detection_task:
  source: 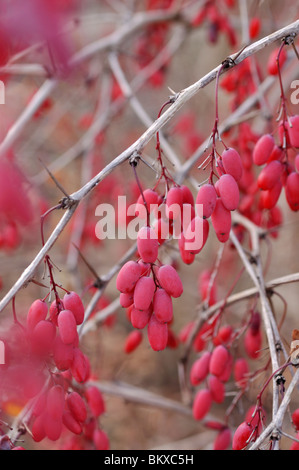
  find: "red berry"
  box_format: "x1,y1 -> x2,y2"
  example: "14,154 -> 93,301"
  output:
165,187 -> 183,220
234,358 -> 249,389
133,276 -> 156,310
53,335 -> 74,371
232,422 -> 253,450
116,261 -> 141,294
178,233 -> 196,265
120,292 -> 134,308
190,352 -> 211,386
157,265 -> 183,298
285,172 -> 299,211
44,413 -> 63,442
217,174 -> 240,211
137,226 -> 159,263
196,184 -> 217,219
63,291 -> 85,325
244,328 -> 262,359
130,305 -> 152,329
208,375 -> 225,403
181,185 -> 195,206
135,189 -> 159,218
32,415 -> 46,443
93,429 -> 110,450
253,134 -> 275,166
221,148 -> 243,181
249,17 -> 261,39
214,428 -> 231,450
62,411 -> 82,435
292,409 -> 299,431
290,432 -> 299,450
85,386 -> 105,418
58,310 -> 78,346
147,314 -> 168,351
71,348 -> 90,383
124,330 -> 143,353
257,161 -> 283,190
192,389 -> 212,421
211,199 -> 232,243
153,288 -> 173,323
209,345 -> 229,377
47,385 -> 65,422
267,47 -> 287,76
27,300 -> 48,331
49,299 -> 64,326
259,180 -> 282,210
67,391 -> 87,423
31,320 -> 56,354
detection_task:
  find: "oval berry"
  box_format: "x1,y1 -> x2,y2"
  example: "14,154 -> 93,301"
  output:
217,174 -> 240,211
116,261 -> 141,294
124,330 -> 143,353
157,264 -> 183,298
253,134 -> 275,166
62,411 -> 82,435
257,160 -> 283,190
135,189 -> 159,218
192,389 -> 212,421
71,348 -> 90,383
211,199 -> 232,243
208,375 -> 225,403
214,428 -> 231,451
209,345 -> 229,377
196,184 -> 217,219
53,335 -> 74,371
153,288 -> 173,323
165,187 -> 183,220
63,291 -> 85,325
285,172 -> 299,211
221,148 -> 243,181
93,429 -> 110,450
47,385 -> 65,422
232,422 -> 253,450
130,306 -> 152,329
67,391 -> 87,423
234,358 -> 249,389
133,276 -> 156,311
85,386 -> 105,418
147,314 -> 168,351
31,320 -> 56,354
58,310 -> 78,346
190,351 -> 211,386
137,226 -> 159,264
27,300 -> 48,331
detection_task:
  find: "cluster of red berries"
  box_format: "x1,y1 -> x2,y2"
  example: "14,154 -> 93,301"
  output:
189,324 -> 264,450
0,291 -> 109,449
134,0 -> 175,88
253,118 -> 299,213
196,146 -> 242,244
117,235 -> 183,351
192,0 -> 237,47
